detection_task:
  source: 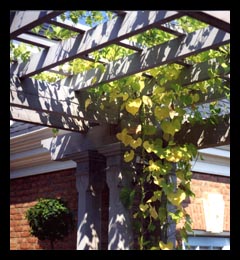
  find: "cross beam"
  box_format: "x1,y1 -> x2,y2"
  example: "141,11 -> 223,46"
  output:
186,11 -> 230,33
10,11 -> 63,39
60,26 -> 229,90
14,11 -> 182,78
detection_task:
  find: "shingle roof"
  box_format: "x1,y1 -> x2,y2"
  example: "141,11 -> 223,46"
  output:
10,121 -> 45,138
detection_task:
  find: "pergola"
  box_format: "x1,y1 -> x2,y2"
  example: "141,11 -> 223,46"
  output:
10,10 -> 230,250
10,10 -> 230,148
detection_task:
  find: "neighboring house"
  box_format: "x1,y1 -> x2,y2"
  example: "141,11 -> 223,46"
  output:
10,121 -> 230,250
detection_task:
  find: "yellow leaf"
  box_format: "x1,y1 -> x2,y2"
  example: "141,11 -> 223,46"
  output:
159,241 -> 173,250
125,98 -> 142,116
122,92 -> 129,101
142,95 -> 153,107
85,98 -> 92,110
148,160 -> 161,171
109,89 -> 118,102
154,106 -> 169,121
116,128 -> 132,146
167,189 -> 186,206
191,93 -> 200,103
139,203 -> 149,212
124,150 -> 135,162
143,141 -> 154,153
153,176 -> 163,187
130,137 -> 142,149
150,246 -> 159,250
139,80 -> 145,92
149,206 -> 158,220
165,148 -> 183,162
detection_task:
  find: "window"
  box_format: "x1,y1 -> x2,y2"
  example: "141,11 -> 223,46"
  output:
183,236 -> 230,250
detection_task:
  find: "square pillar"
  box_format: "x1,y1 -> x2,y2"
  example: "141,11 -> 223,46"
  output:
75,150 -> 107,250
99,143 -> 133,250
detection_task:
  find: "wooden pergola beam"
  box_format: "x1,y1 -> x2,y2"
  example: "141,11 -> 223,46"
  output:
168,58 -> 229,87
50,16 -> 90,33
15,33 -> 58,48
155,22 -> 186,37
14,11 -> 182,78
10,11 -> 63,39
10,76 -> 83,119
60,26 -> 229,90
186,11 -> 230,33
10,106 -> 88,132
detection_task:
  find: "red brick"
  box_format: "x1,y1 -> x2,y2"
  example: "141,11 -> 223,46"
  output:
183,172 -> 230,232
20,243 -> 31,250
10,169 -> 77,250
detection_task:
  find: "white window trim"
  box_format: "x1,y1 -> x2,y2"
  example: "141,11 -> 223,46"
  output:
183,231 -> 230,250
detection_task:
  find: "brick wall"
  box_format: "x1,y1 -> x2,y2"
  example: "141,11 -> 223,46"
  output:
183,172 -> 230,231
10,169 -> 78,250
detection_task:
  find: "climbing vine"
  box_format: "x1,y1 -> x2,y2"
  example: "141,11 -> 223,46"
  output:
10,11 -> 230,250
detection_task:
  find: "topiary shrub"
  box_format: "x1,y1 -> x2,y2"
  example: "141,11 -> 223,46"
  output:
25,198 -> 74,249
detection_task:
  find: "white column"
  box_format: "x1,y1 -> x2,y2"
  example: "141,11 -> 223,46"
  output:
99,143 -> 133,250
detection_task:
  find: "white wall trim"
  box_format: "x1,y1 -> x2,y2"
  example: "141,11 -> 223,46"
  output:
191,161 -> 230,176
10,160 -> 76,179
10,126 -> 230,179
191,146 -> 230,177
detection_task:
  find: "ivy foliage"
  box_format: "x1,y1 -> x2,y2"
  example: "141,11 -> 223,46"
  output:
11,11 -> 230,250
25,198 -> 74,249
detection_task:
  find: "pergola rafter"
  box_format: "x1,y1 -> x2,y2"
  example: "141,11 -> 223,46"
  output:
59,26 -> 229,90
12,11 -> 183,78
10,11 -> 64,39
10,10 -> 230,149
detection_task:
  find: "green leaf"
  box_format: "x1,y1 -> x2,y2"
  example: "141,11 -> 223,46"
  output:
139,204 -> 149,212
143,125 -> 157,135
149,206 -> 158,220
161,118 -> 181,136
154,106 -> 169,121
158,207 -> 167,222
